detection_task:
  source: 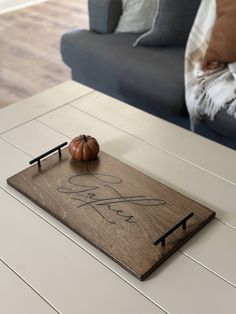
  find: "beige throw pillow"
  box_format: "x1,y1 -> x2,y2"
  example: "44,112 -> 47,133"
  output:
203,0 -> 236,68
115,0 -> 158,33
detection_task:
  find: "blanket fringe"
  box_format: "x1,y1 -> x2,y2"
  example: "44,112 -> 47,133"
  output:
185,0 -> 236,130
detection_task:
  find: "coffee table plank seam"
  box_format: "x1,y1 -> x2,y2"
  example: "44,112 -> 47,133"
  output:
0,91 -> 95,136
1,185 -> 235,290
0,135 -> 33,158
69,104 -> 236,187
36,108 -> 236,230
0,125 -> 235,312
0,259 -> 59,314
2,114 -> 235,232
1,117 -> 236,286
70,91 -> 236,184
0,187 -> 168,314
0,257 -> 61,314
180,251 -> 236,288
2,186 -> 234,314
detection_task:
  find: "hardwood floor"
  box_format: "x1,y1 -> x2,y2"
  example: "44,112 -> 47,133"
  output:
0,0 -> 48,14
0,0 -> 88,108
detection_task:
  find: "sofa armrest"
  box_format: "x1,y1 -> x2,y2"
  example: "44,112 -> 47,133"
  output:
88,0 -> 122,34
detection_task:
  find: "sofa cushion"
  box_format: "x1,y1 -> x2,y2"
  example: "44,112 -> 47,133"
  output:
202,111 -> 236,140
61,29 -> 187,117
89,0 -> 122,34
134,0 -> 201,47
115,0 -> 158,33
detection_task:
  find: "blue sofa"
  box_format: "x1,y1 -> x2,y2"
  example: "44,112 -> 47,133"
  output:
61,0 -> 236,149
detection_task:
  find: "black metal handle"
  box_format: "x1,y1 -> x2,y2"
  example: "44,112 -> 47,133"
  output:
29,142 -> 68,167
153,212 -> 194,247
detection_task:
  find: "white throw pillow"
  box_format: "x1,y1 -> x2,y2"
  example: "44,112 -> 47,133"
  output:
115,0 -> 159,33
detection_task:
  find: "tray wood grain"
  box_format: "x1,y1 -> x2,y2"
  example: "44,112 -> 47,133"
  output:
7,149 -> 215,280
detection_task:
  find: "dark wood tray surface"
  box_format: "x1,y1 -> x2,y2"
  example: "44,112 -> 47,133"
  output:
7,149 -> 215,280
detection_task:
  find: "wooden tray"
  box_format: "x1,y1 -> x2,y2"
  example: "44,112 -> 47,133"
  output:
7,148 -> 215,280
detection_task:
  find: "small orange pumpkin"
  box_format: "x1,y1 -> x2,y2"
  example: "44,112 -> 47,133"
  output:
68,135 -> 99,161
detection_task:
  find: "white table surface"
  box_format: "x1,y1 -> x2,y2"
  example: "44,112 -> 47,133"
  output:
0,81 -> 235,314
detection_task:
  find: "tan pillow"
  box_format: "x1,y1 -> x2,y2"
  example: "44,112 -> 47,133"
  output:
203,0 -> 236,68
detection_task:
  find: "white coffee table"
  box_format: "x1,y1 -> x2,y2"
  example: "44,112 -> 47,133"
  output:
0,81 -> 235,314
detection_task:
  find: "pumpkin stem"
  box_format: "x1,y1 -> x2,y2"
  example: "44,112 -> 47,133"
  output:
82,135 -> 87,142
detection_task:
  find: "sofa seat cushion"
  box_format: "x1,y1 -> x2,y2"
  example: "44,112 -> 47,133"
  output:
61,30 -> 187,117
203,111 -> 236,140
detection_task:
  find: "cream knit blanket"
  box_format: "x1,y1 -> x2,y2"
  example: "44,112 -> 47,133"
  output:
185,0 -> 236,131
